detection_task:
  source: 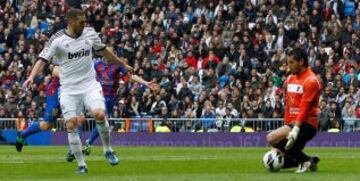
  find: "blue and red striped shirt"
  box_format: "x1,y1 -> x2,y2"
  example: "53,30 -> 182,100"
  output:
45,77 -> 60,96
94,59 -> 128,97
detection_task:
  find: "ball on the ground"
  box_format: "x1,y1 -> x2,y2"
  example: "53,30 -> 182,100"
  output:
262,149 -> 284,172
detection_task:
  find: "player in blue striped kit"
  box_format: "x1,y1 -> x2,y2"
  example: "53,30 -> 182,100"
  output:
15,67 -> 74,151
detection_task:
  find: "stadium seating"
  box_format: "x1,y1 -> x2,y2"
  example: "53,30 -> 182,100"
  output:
0,0 -> 359,133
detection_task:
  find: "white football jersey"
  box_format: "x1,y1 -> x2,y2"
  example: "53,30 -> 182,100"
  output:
39,27 -> 105,93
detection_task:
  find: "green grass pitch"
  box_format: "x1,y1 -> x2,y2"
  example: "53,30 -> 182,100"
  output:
0,146 -> 359,181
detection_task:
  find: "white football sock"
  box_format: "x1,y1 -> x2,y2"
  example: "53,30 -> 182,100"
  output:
68,129 -> 86,167
96,120 -> 111,153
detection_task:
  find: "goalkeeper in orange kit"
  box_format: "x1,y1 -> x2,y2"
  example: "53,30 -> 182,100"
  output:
266,48 -> 322,173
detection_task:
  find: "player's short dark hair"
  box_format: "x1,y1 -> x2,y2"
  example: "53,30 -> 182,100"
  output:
66,8 -> 85,22
287,48 -> 309,67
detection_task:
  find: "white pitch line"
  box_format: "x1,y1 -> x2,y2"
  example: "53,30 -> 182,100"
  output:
0,155 -> 222,163
0,161 -> 24,164
2,154 -> 360,164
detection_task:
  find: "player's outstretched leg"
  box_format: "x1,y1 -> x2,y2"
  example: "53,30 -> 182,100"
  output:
67,117 -> 87,173
296,156 -> 320,173
94,109 -> 118,165
83,125 -> 116,155
68,128 -> 88,173
97,120 -> 119,165
15,122 -> 42,152
67,117 -> 91,161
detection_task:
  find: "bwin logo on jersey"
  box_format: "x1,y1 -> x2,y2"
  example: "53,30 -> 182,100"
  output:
68,49 -> 90,59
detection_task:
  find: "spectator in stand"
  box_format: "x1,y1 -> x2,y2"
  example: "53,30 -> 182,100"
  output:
202,50 -> 220,69
355,101 -> 360,118
319,100 -> 332,131
201,102 -> 216,130
3,93 -> 17,118
329,100 -> 342,128
0,0 -> 359,132
188,74 -> 203,100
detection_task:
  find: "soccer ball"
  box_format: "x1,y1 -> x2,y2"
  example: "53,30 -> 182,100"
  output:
262,149 -> 284,172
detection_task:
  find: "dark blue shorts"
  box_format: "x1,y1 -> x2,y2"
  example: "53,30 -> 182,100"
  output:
43,92 -> 61,122
105,96 -> 116,116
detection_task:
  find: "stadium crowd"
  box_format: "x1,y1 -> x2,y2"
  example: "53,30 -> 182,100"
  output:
0,0 -> 359,132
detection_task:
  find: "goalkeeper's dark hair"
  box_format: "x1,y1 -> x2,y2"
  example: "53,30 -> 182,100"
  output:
287,48 -> 309,67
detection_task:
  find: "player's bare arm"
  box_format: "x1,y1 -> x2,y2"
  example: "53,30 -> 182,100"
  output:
23,59 -> 47,88
130,74 -> 160,91
96,47 -> 159,90
96,47 -> 133,72
52,66 -> 60,78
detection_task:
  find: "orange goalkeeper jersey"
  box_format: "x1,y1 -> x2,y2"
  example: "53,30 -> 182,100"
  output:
284,68 -> 322,129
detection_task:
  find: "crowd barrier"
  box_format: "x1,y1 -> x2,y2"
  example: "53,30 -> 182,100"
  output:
1,117 -> 359,133
1,118 -> 359,147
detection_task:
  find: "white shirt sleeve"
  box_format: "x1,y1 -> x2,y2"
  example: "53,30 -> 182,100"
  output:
88,28 -> 106,51
38,40 -> 57,61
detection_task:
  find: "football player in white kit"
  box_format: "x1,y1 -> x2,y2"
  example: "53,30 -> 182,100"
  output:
23,9 -> 158,174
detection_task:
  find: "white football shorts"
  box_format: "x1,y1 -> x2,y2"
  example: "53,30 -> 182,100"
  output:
60,81 -> 105,121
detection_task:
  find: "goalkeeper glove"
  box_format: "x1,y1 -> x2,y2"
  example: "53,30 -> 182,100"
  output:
285,125 -> 300,150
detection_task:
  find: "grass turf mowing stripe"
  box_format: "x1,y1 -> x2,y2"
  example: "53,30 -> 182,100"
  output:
0,146 -> 360,181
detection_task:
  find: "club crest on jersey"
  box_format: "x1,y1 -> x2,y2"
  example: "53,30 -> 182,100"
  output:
68,49 -> 90,59
287,84 -> 303,94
